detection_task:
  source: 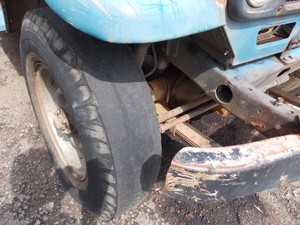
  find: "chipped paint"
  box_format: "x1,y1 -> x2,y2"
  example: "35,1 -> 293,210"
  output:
216,0 -> 226,6
280,174 -> 288,184
165,134 -> 300,203
45,0 -> 226,43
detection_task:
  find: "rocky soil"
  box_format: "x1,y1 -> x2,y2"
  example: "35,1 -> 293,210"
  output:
0,31 -> 300,225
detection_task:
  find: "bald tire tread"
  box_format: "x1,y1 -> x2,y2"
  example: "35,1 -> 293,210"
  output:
20,8 -> 161,221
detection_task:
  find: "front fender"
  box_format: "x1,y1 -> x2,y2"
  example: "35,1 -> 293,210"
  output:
45,0 -> 226,43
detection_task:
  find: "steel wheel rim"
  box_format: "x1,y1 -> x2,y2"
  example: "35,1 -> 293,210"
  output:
29,56 -> 87,182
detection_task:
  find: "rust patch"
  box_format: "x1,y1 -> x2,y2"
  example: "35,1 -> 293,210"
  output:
165,134 -> 300,203
216,0 -> 226,6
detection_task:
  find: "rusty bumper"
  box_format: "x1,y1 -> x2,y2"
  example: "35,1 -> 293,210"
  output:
164,134 -> 300,203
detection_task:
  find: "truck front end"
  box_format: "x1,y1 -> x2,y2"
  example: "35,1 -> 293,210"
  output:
3,0 -> 300,219
41,0 -> 300,207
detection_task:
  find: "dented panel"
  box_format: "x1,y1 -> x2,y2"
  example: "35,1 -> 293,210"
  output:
165,134 -> 300,203
45,0 -> 226,43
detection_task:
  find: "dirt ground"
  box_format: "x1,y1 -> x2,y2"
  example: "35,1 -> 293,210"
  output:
0,31 -> 300,225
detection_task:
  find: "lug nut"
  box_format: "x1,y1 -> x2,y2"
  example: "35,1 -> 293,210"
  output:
55,108 -> 61,115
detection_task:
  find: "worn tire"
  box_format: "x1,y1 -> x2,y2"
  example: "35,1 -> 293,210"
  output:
20,8 -> 161,220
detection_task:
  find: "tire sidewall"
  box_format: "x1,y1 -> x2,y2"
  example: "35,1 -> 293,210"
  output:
20,8 -> 162,220
21,29 -> 117,218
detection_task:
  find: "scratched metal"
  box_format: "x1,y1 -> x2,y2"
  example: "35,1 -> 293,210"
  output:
45,0 -> 226,43
164,134 -> 300,203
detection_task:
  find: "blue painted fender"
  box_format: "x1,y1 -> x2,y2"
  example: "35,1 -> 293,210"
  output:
45,0 -> 226,43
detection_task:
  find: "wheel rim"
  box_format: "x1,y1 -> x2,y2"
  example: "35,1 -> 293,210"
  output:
29,57 -> 87,182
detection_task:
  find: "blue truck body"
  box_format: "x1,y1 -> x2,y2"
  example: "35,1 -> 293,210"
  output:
3,0 -> 300,214
45,0 -> 226,44
43,0 -> 300,66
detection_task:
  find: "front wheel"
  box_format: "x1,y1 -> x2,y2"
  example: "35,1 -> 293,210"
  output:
20,8 -> 161,220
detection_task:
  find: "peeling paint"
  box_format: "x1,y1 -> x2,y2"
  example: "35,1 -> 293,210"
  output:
165,134 -> 300,203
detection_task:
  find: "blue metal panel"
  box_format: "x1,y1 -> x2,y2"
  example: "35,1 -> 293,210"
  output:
45,0 -> 226,43
0,2 -> 7,32
225,15 -> 300,66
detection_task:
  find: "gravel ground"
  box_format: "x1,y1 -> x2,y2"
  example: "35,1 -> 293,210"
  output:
1,31 -> 300,225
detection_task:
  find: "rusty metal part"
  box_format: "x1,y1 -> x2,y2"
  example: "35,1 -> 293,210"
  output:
158,96 -> 211,123
269,86 -> 300,108
169,73 -> 206,108
167,37 -> 300,137
164,134 -> 300,203
53,107 -> 72,135
149,76 -> 170,103
213,107 -> 231,117
159,101 -> 218,133
149,68 -> 205,107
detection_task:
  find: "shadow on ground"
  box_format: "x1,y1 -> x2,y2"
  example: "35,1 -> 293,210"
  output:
0,31 -> 22,76
156,113 -> 272,225
0,148 -> 100,225
155,192 -> 270,225
0,31 -> 274,225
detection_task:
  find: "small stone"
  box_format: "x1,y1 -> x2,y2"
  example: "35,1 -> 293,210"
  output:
43,216 -> 49,221
0,197 -> 5,204
49,202 -> 54,209
16,202 -> 21,207
39,194 -> 45,198
187,212 -> 194,219
170,207 -> 175,213
18,194 -> 26,202
34,219 -> 41,225
292,188 -> 300,196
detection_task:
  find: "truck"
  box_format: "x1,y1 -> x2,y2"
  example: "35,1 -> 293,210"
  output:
1,0 -> 300,221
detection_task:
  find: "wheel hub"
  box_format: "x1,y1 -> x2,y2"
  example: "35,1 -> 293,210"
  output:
54,108 -> 72,135
29,59 -> 87,182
